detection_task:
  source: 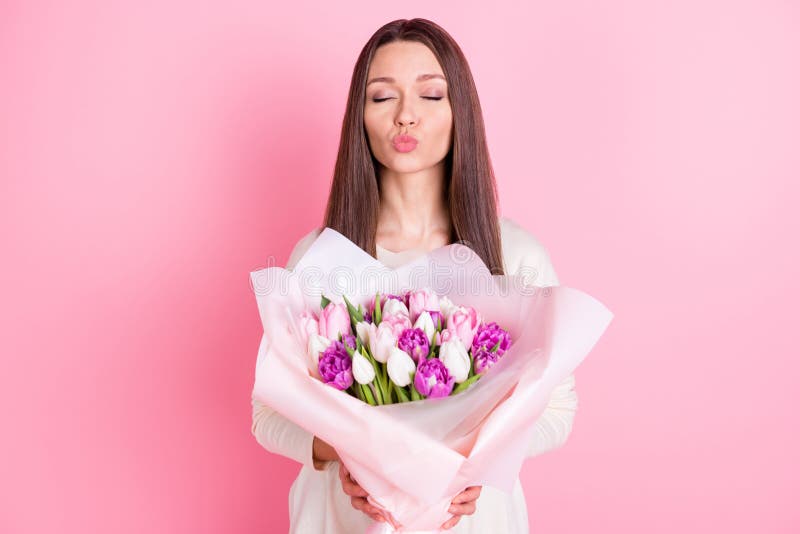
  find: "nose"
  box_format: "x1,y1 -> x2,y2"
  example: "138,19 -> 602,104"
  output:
395,96 -> 418,128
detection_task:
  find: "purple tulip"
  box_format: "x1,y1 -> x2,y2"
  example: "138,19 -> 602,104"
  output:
472,322 -> 511,356
397,327 -> 430,364
341,333 -> 357,351
318,340 -> 353,390
471,322 -> 511,375
427,310 -> 445,331
473,349 -> 500,375
414,358 -> 455,398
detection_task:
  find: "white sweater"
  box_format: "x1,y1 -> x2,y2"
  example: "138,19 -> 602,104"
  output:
250,216 -> 578,533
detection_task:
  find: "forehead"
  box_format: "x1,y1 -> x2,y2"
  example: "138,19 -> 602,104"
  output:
367,41 -> 445,80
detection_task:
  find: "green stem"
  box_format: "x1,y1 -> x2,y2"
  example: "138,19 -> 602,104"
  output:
393,383 -> 410,403
361,383 -> 377,405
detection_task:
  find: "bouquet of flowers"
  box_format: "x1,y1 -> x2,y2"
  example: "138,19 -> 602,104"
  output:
251,228 -> 613,533
303,287 -> 512,405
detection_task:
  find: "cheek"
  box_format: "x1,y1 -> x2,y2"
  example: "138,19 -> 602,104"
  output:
363,110 -> 388,140
430,110 -> 454,146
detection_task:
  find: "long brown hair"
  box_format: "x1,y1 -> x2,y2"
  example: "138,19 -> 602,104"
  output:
322,18 -> 505,275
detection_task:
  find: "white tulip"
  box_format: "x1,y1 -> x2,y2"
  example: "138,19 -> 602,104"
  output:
387,346 -> 417,387
355,321 -> 373,346
439,338 -> 471,383
352,351 -> 376,385
414,311 -> 435,345
307,334 -> 332,369
439,297 -> 458,321
382,298 -> 410,318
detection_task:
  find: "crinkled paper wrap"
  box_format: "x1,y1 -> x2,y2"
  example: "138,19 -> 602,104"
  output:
250,228 -> 613,533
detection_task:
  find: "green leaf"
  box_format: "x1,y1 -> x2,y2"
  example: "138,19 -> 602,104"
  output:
374,293 -> 382,325
410,375 -> 423,401
320,294 -> 331,309
452,374 -> 481,395
342,294 -> 364,323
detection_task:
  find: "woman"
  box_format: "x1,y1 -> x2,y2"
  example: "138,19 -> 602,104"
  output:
251,18 -> 578,533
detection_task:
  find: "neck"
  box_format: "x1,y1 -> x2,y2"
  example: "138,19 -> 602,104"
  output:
376,162 -> 451,242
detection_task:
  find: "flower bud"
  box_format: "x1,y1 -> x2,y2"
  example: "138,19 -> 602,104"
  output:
369,322 -> 398,363
413,311 -> 435,345
307,334 -> 332,369
382,298 -> 410,318
352,351 -> 376,385
438,338 -> 471,383
387,346 -> 416,387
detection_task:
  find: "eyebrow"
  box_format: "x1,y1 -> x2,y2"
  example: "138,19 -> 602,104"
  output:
366,73 -> 447,86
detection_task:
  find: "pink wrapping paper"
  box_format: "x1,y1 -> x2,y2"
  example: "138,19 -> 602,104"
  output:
250,228 -> 613,533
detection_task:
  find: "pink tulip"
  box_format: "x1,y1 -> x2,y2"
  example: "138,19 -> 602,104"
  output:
297,310 -> 319,348
408,287 -> 441,324
447,306 -> 482,349
433,327 -> 457,346
380,313 -> 412,338
369,321 -> 399,363
319,301 -> 352,341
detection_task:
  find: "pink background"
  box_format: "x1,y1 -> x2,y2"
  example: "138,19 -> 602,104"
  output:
2,1 -> 798,533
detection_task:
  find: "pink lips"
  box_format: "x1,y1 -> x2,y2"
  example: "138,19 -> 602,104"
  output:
392,134 -> 418,153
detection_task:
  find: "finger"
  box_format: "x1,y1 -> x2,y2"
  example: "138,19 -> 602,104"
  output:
339,471 -> 368,497
448,502 -> 477,516
344,480 -> 369,498
339,466 -> 368,497
351,496 -> 383,517
441,515 -> 461,530
452,486 -> 482,504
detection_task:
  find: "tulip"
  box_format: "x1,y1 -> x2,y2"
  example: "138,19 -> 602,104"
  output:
297,310 -> 319,348
434,327 -> 456,346
438,296 -> 458,321
413,311 -> 436,345
341,333 -> 357,351
472,321 -> 511,357
447,306 -> 482,349
381,313 -> 412,338
438,338 -> 471,383
413,358 -> 455,398
397,327 -> 430,364
427,310 -> 445,332
319,301 -> 352,341
382,298 -> 410,318
352,351 -> 376,385
307,334 -> 332,369
474,349 -> 500,375
408,287 -> 440,324
387,346 -> 416,387
369,322 -> 398,363
355,321 -> 373,347
318,340 -> 353,390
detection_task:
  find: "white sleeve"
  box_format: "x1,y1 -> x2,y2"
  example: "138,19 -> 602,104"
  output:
250,228 -> 329,471
517,233 -> 579,459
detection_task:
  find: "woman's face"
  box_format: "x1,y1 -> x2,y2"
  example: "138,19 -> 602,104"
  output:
363,41 -> 453,174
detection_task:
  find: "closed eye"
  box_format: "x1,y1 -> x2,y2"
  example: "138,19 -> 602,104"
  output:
371,96 -> 444,103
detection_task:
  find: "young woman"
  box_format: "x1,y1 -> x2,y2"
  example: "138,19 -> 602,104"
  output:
251,18 -> 578,533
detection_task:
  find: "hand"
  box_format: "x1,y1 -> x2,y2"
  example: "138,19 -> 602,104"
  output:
338,462 -> 400,529
441,485 -> 482,530
312,436 -> 340,470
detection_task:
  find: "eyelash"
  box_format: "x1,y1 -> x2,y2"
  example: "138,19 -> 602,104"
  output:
371,96 -> 444,103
